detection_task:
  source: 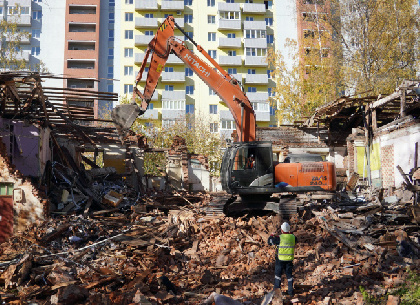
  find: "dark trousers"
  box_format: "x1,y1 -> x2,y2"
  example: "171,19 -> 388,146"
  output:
274,259 -> 293,295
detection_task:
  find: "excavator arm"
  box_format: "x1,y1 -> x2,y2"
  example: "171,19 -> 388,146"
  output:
112,16 -> 256,142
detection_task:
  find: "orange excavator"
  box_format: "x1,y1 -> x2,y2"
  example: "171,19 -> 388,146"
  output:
112,16 -> 336,215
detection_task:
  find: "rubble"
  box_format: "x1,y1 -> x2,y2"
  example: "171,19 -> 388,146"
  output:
0,187 -> 418,304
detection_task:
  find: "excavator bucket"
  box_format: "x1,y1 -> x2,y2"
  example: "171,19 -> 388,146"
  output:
111,103 -> 143,140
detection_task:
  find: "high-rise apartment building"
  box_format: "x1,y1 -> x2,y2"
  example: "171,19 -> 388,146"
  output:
118,0 -> 277,138
0,0 -> 115,118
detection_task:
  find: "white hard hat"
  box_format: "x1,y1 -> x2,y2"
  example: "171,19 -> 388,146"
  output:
281,222 -> 290,232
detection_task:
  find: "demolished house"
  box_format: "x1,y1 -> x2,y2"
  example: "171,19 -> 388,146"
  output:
0,74 -> 419,304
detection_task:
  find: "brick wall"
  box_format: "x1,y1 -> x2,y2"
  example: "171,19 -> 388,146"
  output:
381,145 -> 395,189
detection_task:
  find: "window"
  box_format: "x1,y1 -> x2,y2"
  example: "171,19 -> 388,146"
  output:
165,85 -> 174,91
252,102 -> 269,112
185,0 -> 193,5
124,84 -> 133,94
32,29 -> 40,39
209,105 -> 218,114
226,0 -> 235,2
208,32 -> 216,41
125,30 -> 133,39
209,88 -> 216,95
125,0 -> 133,4
184,14 -> 192,23
109,29 -> 114,41
304,29 -> 315,39
220,11 -> 240,19
185,31 -> 193,40
207,0 -> 215,6
163,100 -> 185,110
210,123 -> 218,133
109,0 -> 115,7
108,84 -> 113,92
125,12 -> 133,21
267,70 -> 273,78
186,86 -> 194,94
268,87 -> 274,97
124,66 -> 133,76
0,7 -> 2,14
228,50 -> 236,56
186,104 -> 194,114
245,16 -> 254,21
20,7 -> 30,14
185,68 -> 193,76
246,0 -> 253,2
227,33 -> 236,38
108,48 -> 114,59
245,47 -> 266,56
208,50 -> 217,59
0,183 -> 14,196
109,12 -> 115,23
265,18 -> 273,26
32,11 -> 42,20
145,13 -> 154,18
8,6 -> 18,15
264,0 -> 273,9
31,46 -> 40,56
208,15 -> 215,24
221,120 -> 236,130
270,106 -> 276,116
228,68 -> 237,74
267,34 -> 274,43
247,87 -> 257,93
164,67 -> 174,72
147,103 -> 154,110
145,30 -> 153,36
108,67 -> 113,78
34,0 -> 42,2
124,48 -> 133,58
248,69 -> 256,74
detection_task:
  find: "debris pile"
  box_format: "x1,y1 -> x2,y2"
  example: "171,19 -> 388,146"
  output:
0,189 -> 419,304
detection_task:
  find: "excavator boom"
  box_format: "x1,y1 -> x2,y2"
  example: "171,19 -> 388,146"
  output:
112,16 -> 256,142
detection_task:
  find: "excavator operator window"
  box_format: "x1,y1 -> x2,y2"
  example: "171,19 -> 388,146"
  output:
233,147 -> 256,170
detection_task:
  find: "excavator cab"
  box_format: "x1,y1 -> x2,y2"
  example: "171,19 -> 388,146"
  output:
221,141 -> 274,194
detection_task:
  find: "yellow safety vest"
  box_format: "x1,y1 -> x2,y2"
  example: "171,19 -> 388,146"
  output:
277,234 -> 295,261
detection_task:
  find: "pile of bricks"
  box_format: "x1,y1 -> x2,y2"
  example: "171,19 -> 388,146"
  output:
0,193 -> 418,304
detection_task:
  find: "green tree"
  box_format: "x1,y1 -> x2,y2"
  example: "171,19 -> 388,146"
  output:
0,5 -> 31,71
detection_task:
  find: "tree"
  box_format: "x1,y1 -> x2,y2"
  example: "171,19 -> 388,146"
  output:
332,0 -> 420,95
0,5 -> 31,71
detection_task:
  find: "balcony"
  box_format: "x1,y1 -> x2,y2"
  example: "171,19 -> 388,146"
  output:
244,38 -> 267,49
162,110 -> 185,120
135,35 -> 153,46
246,92 -> 269,102
218,2 -> 240,12
161,71 -> 185,82
135,53 -> 151,64
243,3 -> 266,14
8,14 -> 31,26
245,56 -> 268,66
6,33 -> 30,44
244,20 -> 267,30
135,0 -> 158,10
142,109 -> 159,120
16,50 -> 30,61
218,19 -> 241,30
230,74 -> 243,82
220,110 -> 234,120
219,56 -> 242,66
255,110 -> 270,121
174,18 -> 184,28
245,74 -> 268,84
218,37 -> 241,48
167,54 -> 183,64
135,17 -> 158,28
162,90 -> 185,100
161,0 -> 184,10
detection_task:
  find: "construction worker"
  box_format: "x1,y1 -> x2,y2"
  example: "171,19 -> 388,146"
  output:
246,154 -> 255,169
268,222 -> 296,296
